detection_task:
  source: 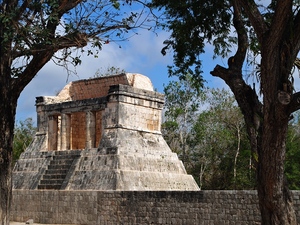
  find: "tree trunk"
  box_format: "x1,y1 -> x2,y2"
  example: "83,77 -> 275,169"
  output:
211,58 -> 298,224
0,93 -> 17,225
257,111 -> 297,224
257,74 -> 297,225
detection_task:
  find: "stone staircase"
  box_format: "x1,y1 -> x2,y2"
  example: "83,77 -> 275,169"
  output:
38,150 -> 81,190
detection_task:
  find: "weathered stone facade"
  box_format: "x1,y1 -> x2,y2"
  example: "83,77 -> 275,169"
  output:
13,73 -> 199,191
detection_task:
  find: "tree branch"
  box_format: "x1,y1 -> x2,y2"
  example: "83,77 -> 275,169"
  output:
11,32 -> 89,94
4,0 -> 17,10
230,0 -> 248,71
57,0 -> 84,15
89,24 -> 134,38
268,0 -> 293,47
56,32 -> 88,48
210,65 -> 263,129
239,0 -> 268,44
211,65 -> 263,157
14,0 -> 33,22
292,10 -> 300,58
18,34 -> 84,59
12,21 -> 133,58
12,50 -> 54,95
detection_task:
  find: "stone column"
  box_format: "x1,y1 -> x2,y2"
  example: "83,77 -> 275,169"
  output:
35,97 -> 47,133
48,115 -> 58,150
61,113 -> 71,150
85,111 -> 96,149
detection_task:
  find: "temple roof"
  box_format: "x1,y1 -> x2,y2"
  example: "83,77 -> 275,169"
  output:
45,73 -> 154,103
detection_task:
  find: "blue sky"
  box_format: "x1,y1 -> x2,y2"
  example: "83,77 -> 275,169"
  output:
16,28 -> 226,123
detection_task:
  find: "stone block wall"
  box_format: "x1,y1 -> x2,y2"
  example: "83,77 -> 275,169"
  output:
57,75 -> 129,101
103,84 -> 164,133
11,190 -> 300,224
57,73 -> 154,102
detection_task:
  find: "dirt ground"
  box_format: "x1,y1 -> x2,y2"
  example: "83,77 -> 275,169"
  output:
11,222 -> 45,225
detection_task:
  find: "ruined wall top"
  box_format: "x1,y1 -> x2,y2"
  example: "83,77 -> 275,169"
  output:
42,73 -> 154,104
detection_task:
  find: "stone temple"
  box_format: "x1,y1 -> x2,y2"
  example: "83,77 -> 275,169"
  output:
13,73 -> 199,191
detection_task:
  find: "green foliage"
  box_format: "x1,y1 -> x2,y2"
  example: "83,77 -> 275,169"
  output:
193,89 -> 254,189
150,1 -> 294,82
110,0 -> 121,10
163,84 -> 255,189
0,0 -> 154,78
13,118 -> 36,164
285,112 -> 300,190
151,0 -> 233,79
162,75 -> 205,164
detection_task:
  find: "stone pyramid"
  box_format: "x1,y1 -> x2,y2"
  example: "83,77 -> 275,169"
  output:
13,73 -> 199,191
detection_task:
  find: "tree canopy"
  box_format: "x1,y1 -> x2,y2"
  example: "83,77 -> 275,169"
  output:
13,118 -> 36,165
152,0 -> 300,224
162,81 -> 254,190
1,0 -> 154,94
152,1 -> 300,80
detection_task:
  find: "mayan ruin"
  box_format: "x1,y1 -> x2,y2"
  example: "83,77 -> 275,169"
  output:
12,73 -> 199,191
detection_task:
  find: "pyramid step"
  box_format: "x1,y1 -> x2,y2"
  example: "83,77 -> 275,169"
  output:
40,179 -> 64,185
50,159 -> 74,165
54,150 -> 81,156
53,155 -> 74,160
37,150 -> 81,190
38,184 -> 61,190
48,164 -> 71,170
42,174 -> 66,180
45,169 -> 68,175
53,153 -> 80,160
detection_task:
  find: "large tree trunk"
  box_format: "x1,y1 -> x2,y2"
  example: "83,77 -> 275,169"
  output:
211,67 -> 298,224
257,114 -> 297,224
0,88 -> 17,225
255,41 -> 298,224
0,138 -> 12,225
211,51 -> 298,224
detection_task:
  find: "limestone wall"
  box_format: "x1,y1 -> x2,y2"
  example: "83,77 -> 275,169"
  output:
11,190 -> 300,224
56,73 -> 154,102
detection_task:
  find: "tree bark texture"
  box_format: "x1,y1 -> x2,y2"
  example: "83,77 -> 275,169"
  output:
258,110 -> 296,224
0,89 -> 17,225
255,40 -> 297,225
